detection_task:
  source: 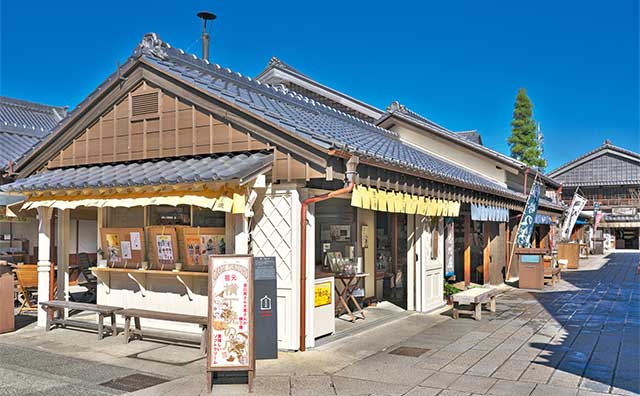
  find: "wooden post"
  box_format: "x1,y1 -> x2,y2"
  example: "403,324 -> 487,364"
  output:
464,214 -> 471,288
483,222 -> 490,285
36,207 -> 53,327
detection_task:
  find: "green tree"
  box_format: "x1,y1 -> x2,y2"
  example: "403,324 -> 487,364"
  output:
507,88 -> 546,169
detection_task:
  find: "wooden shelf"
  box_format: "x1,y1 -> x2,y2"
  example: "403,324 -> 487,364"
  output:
90,267 -> 207,277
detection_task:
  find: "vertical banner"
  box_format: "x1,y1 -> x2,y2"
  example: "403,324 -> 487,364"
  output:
207,255 -> 255,390
444,219 -> 455,277
561,193 -> 588,240
593,202 -> 602,231
515,182 -> 541,248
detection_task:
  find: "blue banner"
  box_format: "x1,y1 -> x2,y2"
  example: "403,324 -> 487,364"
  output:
516,182 -> 541,248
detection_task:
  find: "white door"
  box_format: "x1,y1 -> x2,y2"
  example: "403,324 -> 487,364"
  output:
416,216 -> 444,312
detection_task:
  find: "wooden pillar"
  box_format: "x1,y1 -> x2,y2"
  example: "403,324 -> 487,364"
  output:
36,207 -> 53,327
483,222 -> 490,285
56,209 -> 70,318
464,214 -> 471,288
234,215 -> 249,254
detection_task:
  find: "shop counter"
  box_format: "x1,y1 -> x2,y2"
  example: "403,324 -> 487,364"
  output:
557,243 -> 580,269
91,267 -> 208,334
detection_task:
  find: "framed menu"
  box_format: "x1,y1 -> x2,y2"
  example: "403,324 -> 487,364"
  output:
207,254 -> 255,392
145,226 -> 178,271
176,226 -> 226,272
99,228 -> 146,268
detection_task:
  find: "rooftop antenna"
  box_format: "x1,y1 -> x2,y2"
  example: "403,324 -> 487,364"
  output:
197,11 -> 217,61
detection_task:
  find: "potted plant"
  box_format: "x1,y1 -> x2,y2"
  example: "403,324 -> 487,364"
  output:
443,282 -> 461,305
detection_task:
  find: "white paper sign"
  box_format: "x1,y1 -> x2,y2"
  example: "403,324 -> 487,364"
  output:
121,241 -> 133,260
130,232 -> 142,250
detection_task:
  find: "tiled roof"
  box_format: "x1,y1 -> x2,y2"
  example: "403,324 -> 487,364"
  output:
0,96 -> 66,169
381,101 -> 561,188
548,141 -> 640,186
137,34 -> 523,200
456,130 -> 483,145
603,213 -> 640,222
2,151 -> 272,192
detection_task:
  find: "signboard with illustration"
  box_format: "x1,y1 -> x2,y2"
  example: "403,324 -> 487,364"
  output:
207,255 -> 255,391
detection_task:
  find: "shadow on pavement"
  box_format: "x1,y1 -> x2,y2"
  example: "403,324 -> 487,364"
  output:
529,252 -> 640,394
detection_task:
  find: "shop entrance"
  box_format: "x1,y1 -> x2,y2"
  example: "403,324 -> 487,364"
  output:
615,228 -> 639,249
375,213 -> 407,309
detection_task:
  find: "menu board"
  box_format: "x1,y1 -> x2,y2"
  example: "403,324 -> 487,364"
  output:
99,228 -> 146,268
207,255 -> 254,372
177,227 -> 226,272
145,226 -> 178,270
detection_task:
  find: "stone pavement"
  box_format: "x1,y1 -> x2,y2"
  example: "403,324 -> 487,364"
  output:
0,251 -> 638,396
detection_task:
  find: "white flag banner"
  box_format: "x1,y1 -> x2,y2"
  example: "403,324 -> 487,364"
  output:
561,193 -> 587,240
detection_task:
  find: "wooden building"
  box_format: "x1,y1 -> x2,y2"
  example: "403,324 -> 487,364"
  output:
549,140 -> 640,250
4,33 -> 563,351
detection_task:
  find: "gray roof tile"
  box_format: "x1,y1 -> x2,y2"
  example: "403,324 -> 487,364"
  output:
2,151 -> 273,192
136,34 -> 521,199
0,96 -> 67,169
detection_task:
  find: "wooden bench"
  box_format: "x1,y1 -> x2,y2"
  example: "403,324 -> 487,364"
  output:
118,308 -> 208,353
452,288 -> 499,320
40,301 -> 123,340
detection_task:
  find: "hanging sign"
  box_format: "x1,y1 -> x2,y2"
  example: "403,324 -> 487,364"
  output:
516,182 -> 541,248
561,192 -> 587,240
207,255 -> 255,391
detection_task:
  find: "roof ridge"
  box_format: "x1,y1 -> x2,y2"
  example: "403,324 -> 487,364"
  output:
137,33 -> 400,141
385,100 -> 530,168
0,96 -> 67,114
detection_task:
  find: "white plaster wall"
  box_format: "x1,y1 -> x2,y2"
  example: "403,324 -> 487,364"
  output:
96,272 -> 207,333
250,184 -> 301,351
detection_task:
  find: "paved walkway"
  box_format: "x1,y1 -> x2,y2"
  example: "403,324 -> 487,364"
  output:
0,251 -> 638,396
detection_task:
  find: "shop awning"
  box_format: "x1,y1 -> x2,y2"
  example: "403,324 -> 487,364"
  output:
534,214 -> 553,224
1,151 -> 273,193
470,204 -> 509,222
20,193 -> 245,212
0,192 -> 24,206
350,185 -> 461,216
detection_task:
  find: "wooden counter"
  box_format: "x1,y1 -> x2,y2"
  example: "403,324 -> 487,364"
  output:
557,243 -> 580,269
90,266 -> 208,334
91,267 -> 207,277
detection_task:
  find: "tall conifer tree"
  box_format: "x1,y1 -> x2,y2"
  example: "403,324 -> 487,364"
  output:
508,88 -> 546,169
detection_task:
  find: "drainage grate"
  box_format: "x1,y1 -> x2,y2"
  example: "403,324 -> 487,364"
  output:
100,373 -> 168,392
388,346 -> 431,357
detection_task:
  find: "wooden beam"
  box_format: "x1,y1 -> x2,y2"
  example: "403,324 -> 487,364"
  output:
159,90 -> 164,157
483,222 -> 490,285
209,114 -> 214,153
464,213 -> 471,288
174,97 -> 179,157
127,93 -> 132,161
191,105 -> 196,155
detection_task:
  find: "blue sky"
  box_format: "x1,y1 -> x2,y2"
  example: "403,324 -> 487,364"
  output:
1,1 -> 638,171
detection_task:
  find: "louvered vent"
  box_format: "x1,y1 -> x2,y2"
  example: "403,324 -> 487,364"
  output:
131,92 -> 159,119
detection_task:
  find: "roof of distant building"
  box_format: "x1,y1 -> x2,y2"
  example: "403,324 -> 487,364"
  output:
548,140 -> 640,186
0,96 -> 66,170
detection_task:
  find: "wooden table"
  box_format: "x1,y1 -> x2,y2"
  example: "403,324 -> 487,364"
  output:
334,273 -> 369,322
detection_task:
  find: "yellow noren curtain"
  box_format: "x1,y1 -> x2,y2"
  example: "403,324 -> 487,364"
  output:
348,185 -> 460,217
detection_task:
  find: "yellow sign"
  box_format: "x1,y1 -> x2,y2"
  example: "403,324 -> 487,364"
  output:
314,282 -> 332,307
